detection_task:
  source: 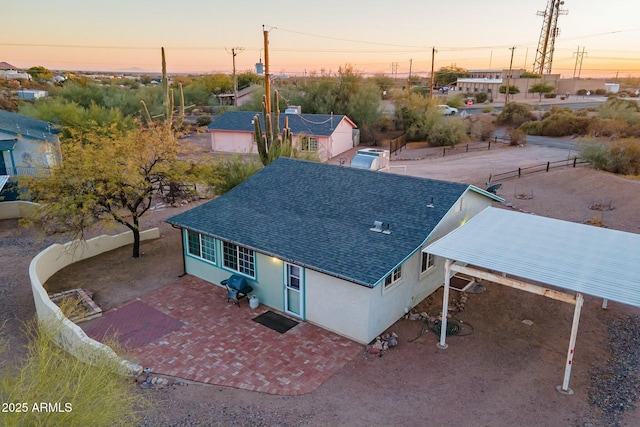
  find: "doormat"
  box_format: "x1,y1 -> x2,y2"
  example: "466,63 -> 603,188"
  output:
252,310 -> 299,334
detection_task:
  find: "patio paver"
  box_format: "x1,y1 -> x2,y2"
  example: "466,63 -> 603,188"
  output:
82,275 -> 361,395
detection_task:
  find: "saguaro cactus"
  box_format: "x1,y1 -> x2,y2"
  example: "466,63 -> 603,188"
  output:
253,90 -> 292,166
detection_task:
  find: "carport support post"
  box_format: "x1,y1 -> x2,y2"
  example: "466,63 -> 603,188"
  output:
557,292 -> 584,395
437,258 -> 453,350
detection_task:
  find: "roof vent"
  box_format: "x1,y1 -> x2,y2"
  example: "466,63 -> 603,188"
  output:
427,197 -> 434,208
370,221 -> 383,233
382,223 -> 391,235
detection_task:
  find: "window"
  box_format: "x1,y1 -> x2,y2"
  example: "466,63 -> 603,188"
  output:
421,252 -> 435,273
384,266 -> 402,288
186,230 -> 216,263
223,241 -> 255,277
301,136 -> 318,151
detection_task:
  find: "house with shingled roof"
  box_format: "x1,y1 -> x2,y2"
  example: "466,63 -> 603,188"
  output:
208,110 -> 357,161
0,110 -> 61,191
166,157 -> 502,344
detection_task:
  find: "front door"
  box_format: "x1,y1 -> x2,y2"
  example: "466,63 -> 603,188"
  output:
284,263 -> 304,319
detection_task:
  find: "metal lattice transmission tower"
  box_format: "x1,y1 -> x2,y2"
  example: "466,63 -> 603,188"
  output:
532,0 -> 568,75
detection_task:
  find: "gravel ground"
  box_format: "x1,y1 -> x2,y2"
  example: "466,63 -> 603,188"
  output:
580,316 -> 640,427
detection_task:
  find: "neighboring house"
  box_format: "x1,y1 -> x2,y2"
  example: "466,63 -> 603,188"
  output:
0,110 -> 61,177
17,89 -> 48,100
0,61 -> 31,80
208,110 -> 358,162
166,157 -> 502,344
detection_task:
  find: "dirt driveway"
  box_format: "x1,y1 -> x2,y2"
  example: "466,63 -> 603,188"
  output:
3,142 -> 640,427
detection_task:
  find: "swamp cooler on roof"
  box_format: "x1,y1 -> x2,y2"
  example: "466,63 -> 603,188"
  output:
350,148 -> 389,171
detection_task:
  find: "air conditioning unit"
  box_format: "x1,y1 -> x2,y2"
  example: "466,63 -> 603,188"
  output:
351,148 -> 389,171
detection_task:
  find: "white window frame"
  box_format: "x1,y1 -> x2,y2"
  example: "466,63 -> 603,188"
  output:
186,230 -> 216,264
421,252 -> 435,274
301,136 -> 318,152
384,266 -> 402,289
222,241 -> 255,278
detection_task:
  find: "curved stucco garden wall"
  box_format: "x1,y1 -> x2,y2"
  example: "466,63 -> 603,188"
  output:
28,227 -> 160,376
0,201 -> 40,220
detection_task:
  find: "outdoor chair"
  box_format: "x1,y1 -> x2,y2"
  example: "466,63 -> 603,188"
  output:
221,274 -> 254,306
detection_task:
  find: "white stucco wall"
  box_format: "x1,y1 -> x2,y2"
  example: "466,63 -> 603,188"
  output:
211,130 -> 256,154
305,269 -> 372,344
0,201 -> 40,219
361,190 -> 496,343
330,119 -> 356,159
29,228 -> 160,376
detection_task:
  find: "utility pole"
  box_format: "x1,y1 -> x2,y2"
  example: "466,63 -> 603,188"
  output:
226,47 -> 244,107
391,62 -> 398,80
430,47 -> 436,99
263,25 -> 271,115
407,58 -> 413,92
505,47 -> 516,106
576,46 -> 587,79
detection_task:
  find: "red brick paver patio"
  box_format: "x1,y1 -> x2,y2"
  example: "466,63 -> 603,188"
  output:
82,276 -> 361,395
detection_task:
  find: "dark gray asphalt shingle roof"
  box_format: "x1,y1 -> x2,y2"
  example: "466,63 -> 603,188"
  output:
167,157 -> 470,287
208,111 -> 355,137
0,110 -> 59,142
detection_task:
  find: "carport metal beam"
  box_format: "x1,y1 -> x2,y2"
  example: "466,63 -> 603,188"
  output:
437,259 -> 584,395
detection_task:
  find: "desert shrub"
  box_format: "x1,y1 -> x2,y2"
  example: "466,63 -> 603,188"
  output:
474,92 -> 488,103
195,115 -> 212,127
595,89 -> 606,95
581,139 -> 640,175
482,105 -> 494,113
506,128 -> 526,145
0,320 -> 147,427
520,107 -> 590,136
543,93 -> 557,98
577,89 -> 588,96
373,115 -> 396,132
499,85 -> 520,94
467,115 -> 496,141
588,119 -> 629,138
197,155 -> 262,196
445,94 -> 464,109
598,97 -> 640,126
496,102 -> 535,126
519,121 -> 543,135
427,116 -> 467,147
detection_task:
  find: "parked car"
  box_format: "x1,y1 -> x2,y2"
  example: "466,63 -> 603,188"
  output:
438,105 -> 458,116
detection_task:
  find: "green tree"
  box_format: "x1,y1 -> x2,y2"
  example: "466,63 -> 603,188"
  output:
237,71 -> 263,90
27,65 -> 53,82
529,82 -> 555,101
499,85 -> 520,95
20,123 -> 186,258
372,73 -> 394,92
520,71 -> 542,78
434,66 -> 470,87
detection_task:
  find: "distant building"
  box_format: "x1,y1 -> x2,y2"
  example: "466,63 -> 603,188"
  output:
455,69 -> 560,100
17,90 -> 48,100
0,61 -> 30,81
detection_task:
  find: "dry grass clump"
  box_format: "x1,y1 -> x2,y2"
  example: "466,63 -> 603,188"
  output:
0,319 -> 149,427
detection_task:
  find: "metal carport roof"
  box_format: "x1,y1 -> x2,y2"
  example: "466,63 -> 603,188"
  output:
426,207 -> 640,307
423,206 -> 640,394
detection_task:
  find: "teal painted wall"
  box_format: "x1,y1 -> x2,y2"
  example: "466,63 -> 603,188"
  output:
182,230 -> 285,312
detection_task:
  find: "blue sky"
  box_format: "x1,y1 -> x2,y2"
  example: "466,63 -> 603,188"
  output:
3,0 -> 639,77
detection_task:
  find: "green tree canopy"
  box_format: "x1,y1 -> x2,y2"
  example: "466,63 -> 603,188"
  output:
434,66 -> 470,87
20,122 -> 188,258
27,65 -> 53,82
529,82 -> 555,101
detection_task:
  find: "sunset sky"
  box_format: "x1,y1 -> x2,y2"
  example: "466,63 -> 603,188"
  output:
3,0 -> 640,78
